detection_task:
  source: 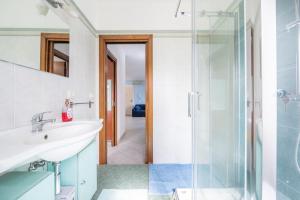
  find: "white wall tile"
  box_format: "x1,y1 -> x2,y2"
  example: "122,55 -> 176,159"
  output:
14,65 -> 44,127
0,20 -> 98,131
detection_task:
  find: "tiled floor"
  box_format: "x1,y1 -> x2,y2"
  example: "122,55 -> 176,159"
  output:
92,164 -> 242,200
92,165 -> 171,200
107,117 -> 146,164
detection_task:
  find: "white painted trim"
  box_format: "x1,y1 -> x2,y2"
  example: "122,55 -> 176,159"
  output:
261,0 -> 277,199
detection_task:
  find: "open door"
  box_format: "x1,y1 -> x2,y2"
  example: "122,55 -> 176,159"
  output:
105,53 -> 117,147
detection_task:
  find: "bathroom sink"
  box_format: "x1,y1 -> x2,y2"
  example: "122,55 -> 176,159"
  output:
0,120 -> 103,174
24,120 -> 103,162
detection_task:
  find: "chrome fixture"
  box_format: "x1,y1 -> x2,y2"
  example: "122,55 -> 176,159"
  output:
70,100 -> 94,109
199,10 -> 235,17
28,160 -> 46,171
277,89 -> 300,111
175,0 -> 190,17
175,0 -> 183,17
277,89 -> 300,101
31,111 -> 56,133
46,0 -> 64,9
53,162 -> 61,194
45,0 -> 79,18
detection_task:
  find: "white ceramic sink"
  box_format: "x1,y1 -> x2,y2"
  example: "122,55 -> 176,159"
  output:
25,121 -> 102,162
0,120 -> 103,174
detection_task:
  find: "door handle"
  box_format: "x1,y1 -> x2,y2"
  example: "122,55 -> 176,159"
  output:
188,92 -> 193,117
188,92 -> 201,117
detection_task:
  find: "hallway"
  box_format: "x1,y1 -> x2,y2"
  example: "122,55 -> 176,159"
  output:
107,117 -> 146,164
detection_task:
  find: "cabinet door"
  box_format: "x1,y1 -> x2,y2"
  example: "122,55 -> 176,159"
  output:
77,140 -> 97,200
20,173 -> 54,200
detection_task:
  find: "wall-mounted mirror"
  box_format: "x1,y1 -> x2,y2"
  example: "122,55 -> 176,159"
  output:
0,0 -> 70,77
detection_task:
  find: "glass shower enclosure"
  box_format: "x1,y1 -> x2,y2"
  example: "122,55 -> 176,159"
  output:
276,0 -> 300,199
192,0 -> 246,199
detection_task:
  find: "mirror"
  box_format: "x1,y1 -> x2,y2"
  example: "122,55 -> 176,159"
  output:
0,0 -> 70,77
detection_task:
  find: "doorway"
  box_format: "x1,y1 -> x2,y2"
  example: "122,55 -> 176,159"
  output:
99,35 -> 153,164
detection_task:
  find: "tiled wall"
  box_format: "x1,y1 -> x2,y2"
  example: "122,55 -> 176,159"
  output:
0,19 -> 98,132
277,0 -> 300,199
0,61 -> 68,130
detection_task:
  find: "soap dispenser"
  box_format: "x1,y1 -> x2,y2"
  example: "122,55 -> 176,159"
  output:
62,99 -> 73,122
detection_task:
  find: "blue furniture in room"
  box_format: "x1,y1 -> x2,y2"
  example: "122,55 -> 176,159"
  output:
132,104 -> 145,117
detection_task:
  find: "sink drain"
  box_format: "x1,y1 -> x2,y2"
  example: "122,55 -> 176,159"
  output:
44,134 -> 48,140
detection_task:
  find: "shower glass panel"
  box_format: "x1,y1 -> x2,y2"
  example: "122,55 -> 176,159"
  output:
192,0 -> 246,199
276,0 -> 300,199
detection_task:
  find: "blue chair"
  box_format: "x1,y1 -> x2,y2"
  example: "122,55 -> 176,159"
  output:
132,104 -> 146,117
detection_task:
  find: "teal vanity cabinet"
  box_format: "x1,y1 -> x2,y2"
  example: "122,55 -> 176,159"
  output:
54,140 -> 97,200
0,172 -> 54,200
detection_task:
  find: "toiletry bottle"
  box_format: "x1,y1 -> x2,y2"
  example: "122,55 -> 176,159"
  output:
62,99 -> 73,122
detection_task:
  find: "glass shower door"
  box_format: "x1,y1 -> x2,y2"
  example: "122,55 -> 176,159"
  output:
192,0 -> 246,199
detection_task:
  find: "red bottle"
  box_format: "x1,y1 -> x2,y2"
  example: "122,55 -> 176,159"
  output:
62,99 -> 73,122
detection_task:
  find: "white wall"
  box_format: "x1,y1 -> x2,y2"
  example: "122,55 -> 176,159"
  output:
107,45 -> 127,141
153,36 -> 192,164
74,0 -> 193,164
0,0 -> 67,29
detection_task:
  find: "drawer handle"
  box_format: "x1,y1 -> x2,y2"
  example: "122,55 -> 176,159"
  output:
80,180 -> 86,185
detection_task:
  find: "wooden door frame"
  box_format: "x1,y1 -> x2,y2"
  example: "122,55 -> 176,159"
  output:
106,50 -> 118,147
99,35 -> 153,164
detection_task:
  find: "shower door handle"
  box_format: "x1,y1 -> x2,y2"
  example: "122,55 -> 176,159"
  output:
188,92 -> 201,117
188,92 -> 192,117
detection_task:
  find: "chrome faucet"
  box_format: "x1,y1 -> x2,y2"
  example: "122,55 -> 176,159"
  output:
31,112 -> 56,133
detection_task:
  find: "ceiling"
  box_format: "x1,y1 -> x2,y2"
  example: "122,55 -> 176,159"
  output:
73,0 -> 237,31
107,44 -> 145,81
73,0 -> 191,31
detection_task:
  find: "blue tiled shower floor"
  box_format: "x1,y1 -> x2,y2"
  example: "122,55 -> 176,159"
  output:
149,164 -> 193,195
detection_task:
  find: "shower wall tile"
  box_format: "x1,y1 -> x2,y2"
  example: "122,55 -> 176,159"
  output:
277,126 -> 300,189
277,30 -> 297,69
277,0 -> 300,199
277,180 -> 300,200
277,0 -> 296,31
277,0 -> 295,17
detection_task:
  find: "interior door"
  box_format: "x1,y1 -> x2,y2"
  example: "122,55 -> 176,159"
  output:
106,54 -> 116,146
